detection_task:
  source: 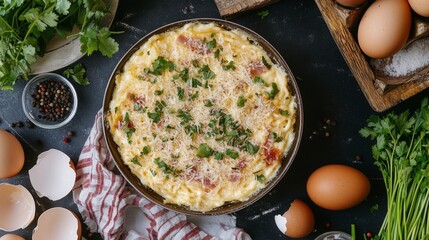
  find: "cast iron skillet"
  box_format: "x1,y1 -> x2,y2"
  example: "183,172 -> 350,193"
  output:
102,18 -> 304,215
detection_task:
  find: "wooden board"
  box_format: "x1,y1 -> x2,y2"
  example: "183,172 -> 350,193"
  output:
315,0 -> 429,112
214,0 -> 279,18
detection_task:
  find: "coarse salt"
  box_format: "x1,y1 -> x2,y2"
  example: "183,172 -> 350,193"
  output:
371,37 -> 429,77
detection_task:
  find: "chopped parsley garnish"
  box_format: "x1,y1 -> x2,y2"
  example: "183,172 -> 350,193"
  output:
141,146 -> 151,155
131,157 -> 141,166
153,158 -> 175,175
214,49 -> 221,59
177,109 -> 193,123
279,109 -> 289,116
177,87 -> 185,101
150,169 -> 156,176
162,137 -> 168,142
206,38 -> 217,50
114,107 -> 118,113
154,89 -> 163,95
222,61 -> 236,70
189,77 -> 202,88
199,65 -> 216,79
270,132 -> 283,142
145,56 -> 175,75
244,141 -> 260,154
189,91 -> 199,100
266,83 -> 279,99
123,112 -> 136,144
225,149 -> 239,159
185,124 -> 202,135
178,68 -> 189,82
255,174 -> 266,183
192,60 -> 199,68
204,99 -> 213,107
147,111 -> 161,123
237,95 -> 247,108
147,101 -> 165,123
197,143 -> 214,158
253,76 -> 266,85
262,56 -> 272,69
214,152 -> 225,160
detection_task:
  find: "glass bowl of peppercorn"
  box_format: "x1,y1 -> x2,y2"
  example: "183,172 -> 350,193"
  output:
22,73 -> 78,129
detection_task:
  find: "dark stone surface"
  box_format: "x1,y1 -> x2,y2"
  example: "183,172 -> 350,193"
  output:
1,0 -> 427,239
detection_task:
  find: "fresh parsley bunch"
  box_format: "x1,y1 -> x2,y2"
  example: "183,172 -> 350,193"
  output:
360,98 -> 429,240
0,0 -> 119,90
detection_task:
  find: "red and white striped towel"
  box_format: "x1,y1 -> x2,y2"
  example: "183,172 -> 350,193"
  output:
72,111 -> 251,240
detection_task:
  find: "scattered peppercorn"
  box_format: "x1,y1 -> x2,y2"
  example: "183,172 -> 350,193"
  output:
324,221 -> 331,228
63,137 -> 71,143
31,79 -> 73,122
366,232 -> 373,238
25,120 -> 35,128
10,122 -> 16,128
67,131 -> 75,137
309,117 -> 337,140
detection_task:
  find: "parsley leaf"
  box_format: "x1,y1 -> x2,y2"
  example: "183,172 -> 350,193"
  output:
255,174 -> 266,183
266,83 -> 279,99
63,63 -> 89,86
206,38 -> 217,50
197,143 -> 214,158
262,56 -> 272,69
131,157 -> 141,166
279,109 -> 289,116
257,10 -> 269,19
145,56 -> 175,75
237,95 -> 247,108
177,87 -> 185,101
222,61 -> 236,70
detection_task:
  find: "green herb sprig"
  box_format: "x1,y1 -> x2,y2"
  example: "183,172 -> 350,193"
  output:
0,0 -> 120,90
360,98 -> 429,240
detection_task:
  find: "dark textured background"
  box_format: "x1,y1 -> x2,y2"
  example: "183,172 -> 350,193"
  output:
1,0 -> 427,239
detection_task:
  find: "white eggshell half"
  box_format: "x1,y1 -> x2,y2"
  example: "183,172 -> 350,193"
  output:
29,149 -> 76,201
0,234 -> 26,240
0,183 -> 35,231
274,214 -> 288,234
32,207 -> 80,240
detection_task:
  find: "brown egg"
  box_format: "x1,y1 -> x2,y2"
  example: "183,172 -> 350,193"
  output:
0,129 -> 25,179
336,0 -> 367,8
409,0 -> 429,17
358,0 -> 412,59
275,199 -> 315,238
0,234 -> 25,240
307,164 -> 370,210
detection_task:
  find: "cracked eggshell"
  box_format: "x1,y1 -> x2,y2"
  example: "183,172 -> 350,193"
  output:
32,207 -> 82,240
0,183 -> 35,231
29,149 -> 76,201
0,234 -> 25,240
274,199 -> 314,238
0,129 -> 25,179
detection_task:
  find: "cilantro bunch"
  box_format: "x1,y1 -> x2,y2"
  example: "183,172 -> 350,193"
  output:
360,98 -> 429,240
0,0 -> 119,90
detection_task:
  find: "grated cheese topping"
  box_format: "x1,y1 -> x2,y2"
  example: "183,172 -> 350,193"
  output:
107,22 -> 297,212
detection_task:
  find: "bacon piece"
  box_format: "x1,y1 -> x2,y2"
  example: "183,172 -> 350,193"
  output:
202,177 -> 216,191
249,61 -> 268,78
263,134 -> 281,165
236,160 -> 247,171
229,171 -> 242,182
177,35 -> 209,54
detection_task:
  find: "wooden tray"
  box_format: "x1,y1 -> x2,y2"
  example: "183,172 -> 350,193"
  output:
315,0 -> 429,112
214,0 -> 279,18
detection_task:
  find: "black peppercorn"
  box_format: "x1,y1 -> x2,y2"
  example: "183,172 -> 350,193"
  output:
31,79 -> 73,122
